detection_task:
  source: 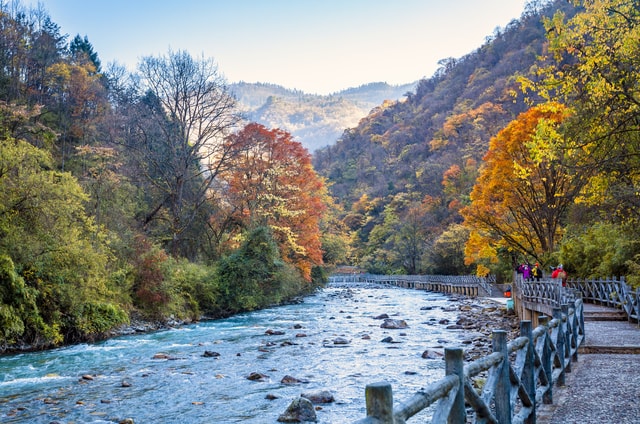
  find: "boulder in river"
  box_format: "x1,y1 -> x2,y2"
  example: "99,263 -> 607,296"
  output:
422,349 -> 444,359
246,372 -> 269,381
380,318 -> 408,329
277,396 -> 317,422
281,375 -> 309,384
301,390 -> 335,404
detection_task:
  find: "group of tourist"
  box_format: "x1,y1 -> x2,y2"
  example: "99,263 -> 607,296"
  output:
517,262 -> 568,286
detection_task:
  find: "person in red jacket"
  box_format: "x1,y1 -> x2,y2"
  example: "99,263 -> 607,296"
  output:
551,264 -> 567,287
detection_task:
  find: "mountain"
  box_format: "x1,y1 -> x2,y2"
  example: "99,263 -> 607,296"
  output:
310,0 -> 578,274
229,81 -> 416,152
313,0 -> 575,205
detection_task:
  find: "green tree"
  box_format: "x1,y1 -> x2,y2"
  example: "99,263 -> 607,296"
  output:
216,226 -> 285,312
0,136 -> 126,346
69,34 -> 101,72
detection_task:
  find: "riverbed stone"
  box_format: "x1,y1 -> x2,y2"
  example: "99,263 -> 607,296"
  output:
281,375 -> 309,384
277,397 -> 317,422
380,318 -> 408,329
301,390 -> 335,404
422,349 -> 444,359
247,372 -> 269,381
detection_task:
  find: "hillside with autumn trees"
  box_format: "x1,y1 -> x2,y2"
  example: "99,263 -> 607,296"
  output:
4,0 -> 640,352
0,3 -> 329,351
314,0 -> 640,286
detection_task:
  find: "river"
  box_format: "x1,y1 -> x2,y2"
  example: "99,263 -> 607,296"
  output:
1,284 -> 470,423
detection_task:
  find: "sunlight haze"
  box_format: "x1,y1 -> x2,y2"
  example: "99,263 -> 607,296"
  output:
30,0 -> 530,94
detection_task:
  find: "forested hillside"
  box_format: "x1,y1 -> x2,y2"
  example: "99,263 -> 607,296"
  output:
231,81 -> 416,152
314,0 -> 640,284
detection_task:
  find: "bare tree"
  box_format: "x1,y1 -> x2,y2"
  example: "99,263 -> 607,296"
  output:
130,49 -> 243,257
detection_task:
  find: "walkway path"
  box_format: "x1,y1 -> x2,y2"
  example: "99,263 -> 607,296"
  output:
536,303 -> 640,424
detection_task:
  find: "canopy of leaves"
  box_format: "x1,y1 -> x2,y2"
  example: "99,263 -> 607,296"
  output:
219,123 -> 326,281
0,137 -> 126,347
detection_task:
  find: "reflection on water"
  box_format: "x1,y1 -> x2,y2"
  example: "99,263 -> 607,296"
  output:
0,284 -> 468,423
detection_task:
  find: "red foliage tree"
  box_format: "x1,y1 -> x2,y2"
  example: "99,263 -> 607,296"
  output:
220,123 -> 326,281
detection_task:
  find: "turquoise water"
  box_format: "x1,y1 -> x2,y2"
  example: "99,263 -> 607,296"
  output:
0,285 -> 464,423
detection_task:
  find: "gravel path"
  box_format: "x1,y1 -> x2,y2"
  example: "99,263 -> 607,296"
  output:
536,305 -> 640,424
536,353 -> 640,424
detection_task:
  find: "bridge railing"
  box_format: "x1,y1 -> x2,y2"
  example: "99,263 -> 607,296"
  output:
515,275 -> 639,324
354,299 -> 584,423
328,273 -> 496,297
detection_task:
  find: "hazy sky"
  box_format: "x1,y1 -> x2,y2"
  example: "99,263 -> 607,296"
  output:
31,0 -> 530,94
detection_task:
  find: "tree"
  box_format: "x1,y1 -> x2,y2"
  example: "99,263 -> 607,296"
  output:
69,34 -> 101,72
0,136 -> 126,346
525,0 -> 640,221
44,60 -> 108,168
461,102 -> 585,266
220,123 -> 325,281
130,49 -> 242,258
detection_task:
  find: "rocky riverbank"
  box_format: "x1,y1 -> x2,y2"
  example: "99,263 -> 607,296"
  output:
444,294 -> 519,361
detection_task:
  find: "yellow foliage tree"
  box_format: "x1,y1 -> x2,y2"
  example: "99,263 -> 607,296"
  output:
461,102 -> 585,266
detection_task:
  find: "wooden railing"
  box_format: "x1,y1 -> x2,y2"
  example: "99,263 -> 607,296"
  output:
354,299 -> 584,423
567,277 -> 639,323
328,273 -> 495,297
514,275 -> 639,324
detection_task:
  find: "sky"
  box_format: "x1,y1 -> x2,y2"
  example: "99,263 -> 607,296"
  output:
28,0 -> 530,95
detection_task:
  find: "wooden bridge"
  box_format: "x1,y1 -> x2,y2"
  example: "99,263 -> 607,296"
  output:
335,273 -> 640,423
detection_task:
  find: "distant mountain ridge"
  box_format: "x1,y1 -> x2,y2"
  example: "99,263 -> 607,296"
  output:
229,81 -> 417,152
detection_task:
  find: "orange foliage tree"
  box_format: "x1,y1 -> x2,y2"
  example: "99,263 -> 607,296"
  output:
461,102 -> 586,267
220,123 -> 326,281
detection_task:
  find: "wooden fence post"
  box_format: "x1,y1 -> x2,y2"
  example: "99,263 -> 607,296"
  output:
493,330 -> 512,424
537,316 -> 553,404
445,347 -> 465,424
520,321 -> 536,424
552,307 -> 566,386
364,382 -> 394,423
561,304 -> 572,373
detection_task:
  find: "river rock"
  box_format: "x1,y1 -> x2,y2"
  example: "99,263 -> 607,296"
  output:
373,313 -> 389,320
203,350 -> 220,358
380,318 -> 408,329
246,372 -> 269,381
422,349 -> 444,359
301,390 -> 335,404
277,397 -> 317,422
281,375 -> 309,384
152,353 -> 171,360
333,337 -> 350,345
265,329 -> 286,335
